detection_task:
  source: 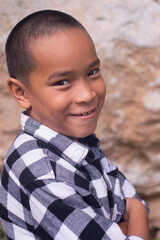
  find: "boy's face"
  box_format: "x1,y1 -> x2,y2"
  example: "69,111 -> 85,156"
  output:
25,28 -> 106,139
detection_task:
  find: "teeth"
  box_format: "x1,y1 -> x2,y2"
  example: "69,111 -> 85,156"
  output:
81,113 -> 87,116
80,110 -> 92,116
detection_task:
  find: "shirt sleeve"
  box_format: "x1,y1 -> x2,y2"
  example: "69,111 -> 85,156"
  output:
100,151 -> 150,214
27,177 -> 145,240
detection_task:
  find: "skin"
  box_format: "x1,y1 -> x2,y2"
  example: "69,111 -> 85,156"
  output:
8,28 -> 106,140
119,198 -> 149,240
7,27 -> 149,238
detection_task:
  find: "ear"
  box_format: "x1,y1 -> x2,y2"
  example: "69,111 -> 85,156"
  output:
7,78 -> 31,109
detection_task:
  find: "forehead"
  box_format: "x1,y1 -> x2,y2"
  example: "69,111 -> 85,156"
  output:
31,28 -> 97,69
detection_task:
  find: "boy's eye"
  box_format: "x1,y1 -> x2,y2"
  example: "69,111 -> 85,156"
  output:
88,68 -> 100,77
54,80 -> 69,86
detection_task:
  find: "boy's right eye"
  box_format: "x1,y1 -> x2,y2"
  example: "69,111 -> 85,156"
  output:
54,80 -> 69,86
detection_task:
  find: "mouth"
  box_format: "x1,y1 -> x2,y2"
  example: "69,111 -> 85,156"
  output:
75,110 -> 93,116
71,109 -> 96,117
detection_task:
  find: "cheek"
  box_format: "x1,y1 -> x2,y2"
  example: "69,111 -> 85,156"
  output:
98,79 -> 106,100
49,93 -> 72,113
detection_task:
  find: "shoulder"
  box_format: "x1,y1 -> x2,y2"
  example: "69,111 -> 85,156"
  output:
3,130 -> 53,187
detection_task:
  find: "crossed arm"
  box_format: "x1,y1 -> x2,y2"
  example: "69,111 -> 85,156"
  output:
27,180 -> 149,240
119,198 -> 149,240
1,179 -> 150,240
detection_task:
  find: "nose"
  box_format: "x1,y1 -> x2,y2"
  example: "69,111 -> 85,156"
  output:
74,79 -> 96,104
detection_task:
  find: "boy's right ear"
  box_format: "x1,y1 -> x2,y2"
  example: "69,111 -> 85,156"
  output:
7,78 -> 31,109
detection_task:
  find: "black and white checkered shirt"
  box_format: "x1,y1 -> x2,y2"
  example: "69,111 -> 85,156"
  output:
0,112 -> 148,240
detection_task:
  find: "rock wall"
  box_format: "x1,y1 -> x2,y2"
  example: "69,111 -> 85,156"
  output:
0,0 -> 160,237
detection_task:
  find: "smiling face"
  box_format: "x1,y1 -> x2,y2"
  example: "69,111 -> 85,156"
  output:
23,28 -> 106,139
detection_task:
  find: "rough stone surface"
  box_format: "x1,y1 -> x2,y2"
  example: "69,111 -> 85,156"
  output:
1,0 -> 160,237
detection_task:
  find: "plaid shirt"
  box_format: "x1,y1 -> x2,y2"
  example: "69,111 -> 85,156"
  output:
0,112 -> 148,240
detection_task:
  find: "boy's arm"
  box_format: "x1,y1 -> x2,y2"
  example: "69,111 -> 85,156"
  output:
119,198 -> 149,240
117,173 -> 150,239
100,154 -> 150,239
28,179 -> 147,240
100,153 -> 150,213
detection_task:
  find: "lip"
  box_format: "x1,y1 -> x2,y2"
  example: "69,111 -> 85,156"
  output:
70,108 -> 96,119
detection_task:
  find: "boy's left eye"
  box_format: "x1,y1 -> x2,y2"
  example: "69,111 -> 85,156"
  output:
54,80 -> 69,86
88,69 -> 100,77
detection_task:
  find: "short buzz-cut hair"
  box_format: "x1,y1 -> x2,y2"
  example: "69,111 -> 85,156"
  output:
5,10 -> 86,85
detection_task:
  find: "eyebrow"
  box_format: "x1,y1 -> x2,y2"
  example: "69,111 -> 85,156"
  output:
47,58 -> 100,80
89,58 -> 100,69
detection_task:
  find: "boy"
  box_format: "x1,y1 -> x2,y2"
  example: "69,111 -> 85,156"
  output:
0,10 -> 149,240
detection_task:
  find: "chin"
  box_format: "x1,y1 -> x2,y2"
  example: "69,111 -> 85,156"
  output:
76,129 -> 96,139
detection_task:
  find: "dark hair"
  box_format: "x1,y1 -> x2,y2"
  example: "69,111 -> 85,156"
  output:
5,10 -> 85,85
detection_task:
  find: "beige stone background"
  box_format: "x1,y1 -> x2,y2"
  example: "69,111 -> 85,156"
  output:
0,0 -> 160,238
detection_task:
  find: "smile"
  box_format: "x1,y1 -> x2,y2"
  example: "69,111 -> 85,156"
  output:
76,110 -> 93,116
71,109 -> 96,117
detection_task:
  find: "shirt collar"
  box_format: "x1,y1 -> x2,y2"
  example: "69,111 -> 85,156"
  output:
20,112 -> 100,165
